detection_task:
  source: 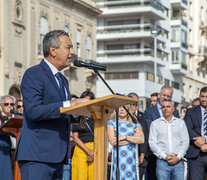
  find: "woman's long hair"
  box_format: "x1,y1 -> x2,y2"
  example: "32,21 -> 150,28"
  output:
78,90 -> 95,131
110,105 -> 138,124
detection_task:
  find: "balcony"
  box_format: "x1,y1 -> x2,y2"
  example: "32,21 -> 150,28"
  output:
97,0 -> 167,20
171,0 -> 188,10
97,24 -> 168,42
170,56 -> 188,74
96,48 -> 166,66
171,17 -> 188,28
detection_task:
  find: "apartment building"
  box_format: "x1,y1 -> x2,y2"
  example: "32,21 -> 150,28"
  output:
0,0 -> 100,98
96,0 -> 185,111
182,0 -> 207,104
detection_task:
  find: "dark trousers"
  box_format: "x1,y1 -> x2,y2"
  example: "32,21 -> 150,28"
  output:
139,165 -> 147,180
18,161 -> 64,180
188,153 -> 207,180
146,155 -> 157,180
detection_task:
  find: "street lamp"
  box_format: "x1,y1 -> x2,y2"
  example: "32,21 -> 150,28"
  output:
151,26 -> 162,91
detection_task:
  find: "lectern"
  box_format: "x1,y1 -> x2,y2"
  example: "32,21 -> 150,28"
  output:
0,117 -> 23,180
60,94 -> 137,180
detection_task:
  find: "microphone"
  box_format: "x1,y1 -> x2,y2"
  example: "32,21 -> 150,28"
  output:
73,60 -> 107,71
10,110 -> 23,116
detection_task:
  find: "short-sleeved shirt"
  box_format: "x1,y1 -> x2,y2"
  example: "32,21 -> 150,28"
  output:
72,116 -> 94,143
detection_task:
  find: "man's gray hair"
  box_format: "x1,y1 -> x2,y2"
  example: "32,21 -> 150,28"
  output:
162,98 -> 174,106
43,30 -> 69,57
160,85 -> 174,94
0,95 -> 16,104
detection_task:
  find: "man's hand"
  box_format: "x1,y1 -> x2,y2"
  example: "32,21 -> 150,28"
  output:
193,136 -> 206,148
139,153 -> 145,165
70,98 -> 89,106
201,144 -> 207,152
166,155 -> 180,165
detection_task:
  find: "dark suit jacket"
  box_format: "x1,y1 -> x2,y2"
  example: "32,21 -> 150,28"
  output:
16,60 -> 70,163
136,111 -> 149,167
184,106 -> 203,159
144,103 -> 179,128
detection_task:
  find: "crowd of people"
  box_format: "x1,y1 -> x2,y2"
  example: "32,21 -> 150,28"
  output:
0,29 -> 207,180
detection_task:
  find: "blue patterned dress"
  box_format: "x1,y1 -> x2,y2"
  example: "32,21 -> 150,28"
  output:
107,120 -> 140,180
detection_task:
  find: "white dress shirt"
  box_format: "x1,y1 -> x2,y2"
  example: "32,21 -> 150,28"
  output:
149,116 -> 189,160
44,59 -> 70,107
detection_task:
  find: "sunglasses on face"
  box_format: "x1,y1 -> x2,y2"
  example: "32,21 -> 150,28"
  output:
3,103 -> 15,107
17,105 -> 23,108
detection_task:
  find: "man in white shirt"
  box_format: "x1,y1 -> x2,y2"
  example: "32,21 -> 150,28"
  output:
149,99 -> 189,180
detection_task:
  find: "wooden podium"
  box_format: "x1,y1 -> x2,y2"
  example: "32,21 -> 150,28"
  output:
0,117 -> 23,180
60,94 -> 137,180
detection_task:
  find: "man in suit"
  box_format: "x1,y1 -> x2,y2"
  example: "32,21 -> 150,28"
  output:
16,30 -> 88,180
150,93 -> 158,106
144,85 -> 179,180
128,92 -> 149,180
184,86 -> 207,180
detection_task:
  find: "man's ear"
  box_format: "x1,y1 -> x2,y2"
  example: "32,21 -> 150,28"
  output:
172,106 -> 175,112
50,46 -> 56,57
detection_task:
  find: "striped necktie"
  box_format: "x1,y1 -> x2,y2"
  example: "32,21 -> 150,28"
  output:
203,110 -> 207,136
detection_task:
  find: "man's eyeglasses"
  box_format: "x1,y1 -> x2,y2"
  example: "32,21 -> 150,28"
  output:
3,103 -> 15,107
130,102 -> 138,106
17,105 -> 23,108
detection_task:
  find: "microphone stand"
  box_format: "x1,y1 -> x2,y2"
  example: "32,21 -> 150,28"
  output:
93,69 -> 138,180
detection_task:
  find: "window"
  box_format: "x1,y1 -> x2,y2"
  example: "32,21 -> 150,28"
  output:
181,30 -> 187,44
171,49 -> 179,63
181,51 -> 187,66
171,28 -> 179,42
86,35 -> 91,60
172,81 -> 180,90
39,16 -> 48,55
76,30 -> 81,57
146,72 -> 154,82
164,79 -> 170,86
105,72 -> 139,80
157,75 -> 163,84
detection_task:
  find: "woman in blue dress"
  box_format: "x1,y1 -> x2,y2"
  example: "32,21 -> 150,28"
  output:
107,106 -> 144,180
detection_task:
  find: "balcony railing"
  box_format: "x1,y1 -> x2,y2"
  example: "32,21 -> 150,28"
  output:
171,17 -> 188,27
97,24 -> 168,39
97,23 -> 151,31
97,25 -> 152,35
97,0 -> 166,12
97,48 -> 167,61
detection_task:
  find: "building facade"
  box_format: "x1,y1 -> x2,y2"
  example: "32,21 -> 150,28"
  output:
0,0 -> 101,99
182,0 -> 207,105
96,0 -> 185,111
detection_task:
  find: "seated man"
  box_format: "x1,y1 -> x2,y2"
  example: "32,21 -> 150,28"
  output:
149,99 -> 189,180
0,95 -> 16,180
